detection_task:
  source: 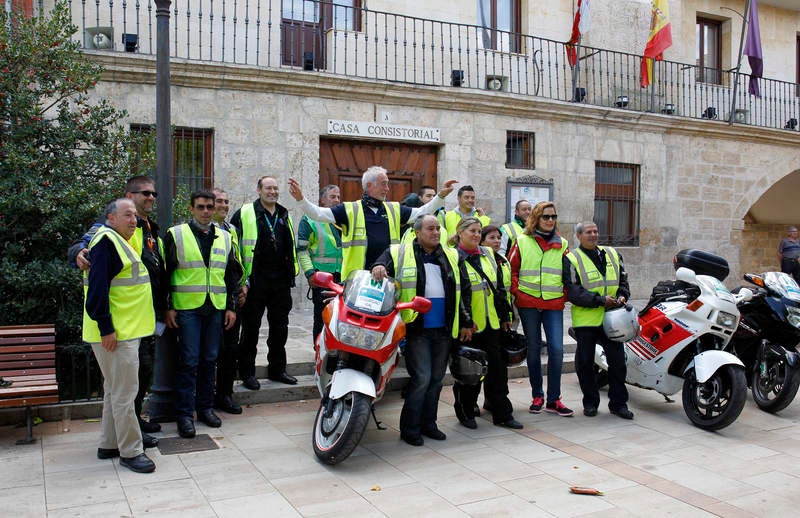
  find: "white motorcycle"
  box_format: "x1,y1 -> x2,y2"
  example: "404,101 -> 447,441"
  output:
594,250 -> 750,431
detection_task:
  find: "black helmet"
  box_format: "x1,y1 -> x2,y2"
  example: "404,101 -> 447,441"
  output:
503,331 -> 527,366
449,345 -> 488,385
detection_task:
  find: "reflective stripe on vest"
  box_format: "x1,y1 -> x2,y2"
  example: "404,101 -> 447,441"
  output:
500,221 -> 523,246
309,218 -> 342,272
82,226 -> 155,343
239,203 -> 299,279
516,234 -> 567,300
390,243 -> 462,338
341,200 -> 401,279
169,224 -> 231,311
444,210 -> 491,237
567,246 -> 621,327
464,247 -> 500,333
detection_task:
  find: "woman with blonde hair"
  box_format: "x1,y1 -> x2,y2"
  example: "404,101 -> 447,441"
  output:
450,217 -> 521,429
508,201 -> 573,417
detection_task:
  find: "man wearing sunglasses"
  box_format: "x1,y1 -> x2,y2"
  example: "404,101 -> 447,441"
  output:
164,192 -> 242,438
67,176 -> 167,443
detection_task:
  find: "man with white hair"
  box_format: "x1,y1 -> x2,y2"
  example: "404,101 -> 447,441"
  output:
288,166 -> 457,278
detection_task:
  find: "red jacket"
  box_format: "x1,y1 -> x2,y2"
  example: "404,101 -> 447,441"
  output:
509,232 -> 568,310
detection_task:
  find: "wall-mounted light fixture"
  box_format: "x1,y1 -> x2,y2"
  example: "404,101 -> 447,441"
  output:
786,118 -> 798,130
702,107 -> 717,120
614,95 -> 629,108
302,51 -> 314,71
451,70 -> 464,87
573,87 -> 586,102
122,33 -> 138,52
661,103 -> 676,115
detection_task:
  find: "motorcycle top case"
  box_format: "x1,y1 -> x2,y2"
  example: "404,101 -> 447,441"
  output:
674,249 -> 730,281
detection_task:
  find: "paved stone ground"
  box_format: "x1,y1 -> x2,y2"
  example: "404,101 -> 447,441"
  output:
3,370 -> 800,517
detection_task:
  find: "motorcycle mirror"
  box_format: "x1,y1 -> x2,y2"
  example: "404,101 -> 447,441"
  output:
311,271 -> 344,295
675,267 -> 697,284
397,296 -> 432,314
743,273 -> 765,288
735,287 -> 754,303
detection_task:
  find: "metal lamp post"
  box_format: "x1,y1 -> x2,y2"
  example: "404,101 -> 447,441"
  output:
147,0 -> 175,423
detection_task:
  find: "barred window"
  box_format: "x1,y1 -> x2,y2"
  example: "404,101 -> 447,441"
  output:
594,161 -> 640,247
131,125 -> 214,195
505,131 -> 535,169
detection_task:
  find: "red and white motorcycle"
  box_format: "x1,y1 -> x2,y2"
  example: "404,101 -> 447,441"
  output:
310,270 -> 430,465
594,250 -> 750,430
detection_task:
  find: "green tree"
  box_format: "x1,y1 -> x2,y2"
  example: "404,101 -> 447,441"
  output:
0,3 -> 150,341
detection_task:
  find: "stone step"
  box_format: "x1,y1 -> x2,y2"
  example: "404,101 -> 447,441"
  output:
237,353 -> 575,406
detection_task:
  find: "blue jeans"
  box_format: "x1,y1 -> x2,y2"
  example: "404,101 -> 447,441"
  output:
519,307 -> 564,403
175,309 -> 222,420
399,328 -> 450,437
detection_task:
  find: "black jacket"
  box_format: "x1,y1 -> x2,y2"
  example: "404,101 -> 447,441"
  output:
563,245 -> 630,310
230,200 -> 296,288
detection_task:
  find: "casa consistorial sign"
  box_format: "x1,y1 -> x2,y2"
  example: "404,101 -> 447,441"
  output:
327,119 -> 441,143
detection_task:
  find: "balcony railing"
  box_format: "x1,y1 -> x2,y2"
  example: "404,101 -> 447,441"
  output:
42,0 -> 800,131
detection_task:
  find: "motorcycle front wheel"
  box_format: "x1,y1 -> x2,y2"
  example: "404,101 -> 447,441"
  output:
312,391 -> 371,465
682,365 -> 747,431
752,351 -> 800,413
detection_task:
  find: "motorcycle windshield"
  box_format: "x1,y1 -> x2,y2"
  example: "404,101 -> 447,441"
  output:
341,270 -> 399,316
763,272 -> 800,302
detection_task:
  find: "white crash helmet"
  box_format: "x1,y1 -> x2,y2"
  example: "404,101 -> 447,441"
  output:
603,305 -> 640,342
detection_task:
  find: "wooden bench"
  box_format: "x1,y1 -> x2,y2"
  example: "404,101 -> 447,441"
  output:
0,324 -> 59,444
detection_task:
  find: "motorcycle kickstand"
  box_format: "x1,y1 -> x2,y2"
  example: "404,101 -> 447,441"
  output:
370,405 -> 387,430
663,394 -> 675,403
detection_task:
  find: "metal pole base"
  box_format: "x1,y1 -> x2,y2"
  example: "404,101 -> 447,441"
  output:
16,406 -> 37,445
146,329 -> 177,423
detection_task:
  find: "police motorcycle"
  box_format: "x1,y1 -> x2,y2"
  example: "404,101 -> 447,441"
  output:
310,270 -> 431,465
593,250 -> 748,431
728,271 -> 800,413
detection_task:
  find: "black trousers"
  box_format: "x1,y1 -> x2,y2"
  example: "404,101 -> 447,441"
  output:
311,271 -> 340,346
574,326 -> 629,411
781,258 -> 800,283
134,335 -> 156,423
238,280 -> 293,378
452,328 -> 514,424
215,313 -> 241,398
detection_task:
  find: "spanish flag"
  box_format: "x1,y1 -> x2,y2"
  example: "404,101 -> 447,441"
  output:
640,0 -> 673,88
566,0 -> 590,67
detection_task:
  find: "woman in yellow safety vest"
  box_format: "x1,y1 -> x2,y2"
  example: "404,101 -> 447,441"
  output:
449,217 -> 522,430
508,201 -> 574,417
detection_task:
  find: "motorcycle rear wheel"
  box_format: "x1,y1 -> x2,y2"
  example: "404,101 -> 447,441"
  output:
682,365 -> 747,431
312,391 -> 371,465
752,353 -> 800,413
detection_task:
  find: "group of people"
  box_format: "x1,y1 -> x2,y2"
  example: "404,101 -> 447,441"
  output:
76,165 -> 635,472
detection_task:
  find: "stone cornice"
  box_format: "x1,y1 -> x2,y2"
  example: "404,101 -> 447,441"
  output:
89,52 -> 800,146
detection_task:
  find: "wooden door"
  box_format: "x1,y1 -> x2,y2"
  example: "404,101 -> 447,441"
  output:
319,139 -> 438,202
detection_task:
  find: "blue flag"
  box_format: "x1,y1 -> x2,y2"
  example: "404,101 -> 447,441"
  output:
743,0 -> 762,97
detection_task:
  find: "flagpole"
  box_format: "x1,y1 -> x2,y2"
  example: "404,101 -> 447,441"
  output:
571,36 -> 582,101
728,0 -> 751,125
650,61 -> 656,112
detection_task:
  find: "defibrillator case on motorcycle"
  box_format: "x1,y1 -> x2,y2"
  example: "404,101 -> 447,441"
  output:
674,249 -> 730,281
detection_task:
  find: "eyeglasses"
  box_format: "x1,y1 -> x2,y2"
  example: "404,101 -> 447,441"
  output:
541,214 -> 558,221
132,190 -> 158,198
194,204 -> 215,210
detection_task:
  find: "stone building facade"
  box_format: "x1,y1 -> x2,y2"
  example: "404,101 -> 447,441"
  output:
55,0 -> 800,298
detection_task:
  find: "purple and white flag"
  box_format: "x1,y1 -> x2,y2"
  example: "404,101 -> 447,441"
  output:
743,0 -> 762,97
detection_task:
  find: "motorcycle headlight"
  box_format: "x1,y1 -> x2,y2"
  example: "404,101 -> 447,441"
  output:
336,322 -> 386,350
786,306 -> 800,329
716,311 -> 738,330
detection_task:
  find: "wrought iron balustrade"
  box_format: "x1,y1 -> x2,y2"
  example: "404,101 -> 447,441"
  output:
36,0 -> 800,131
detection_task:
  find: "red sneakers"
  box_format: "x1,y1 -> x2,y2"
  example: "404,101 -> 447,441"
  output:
545,399 -> 574,417
528,396 -> 544,413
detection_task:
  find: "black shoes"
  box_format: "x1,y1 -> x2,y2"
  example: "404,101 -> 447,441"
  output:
198,409 -> 222,428
241,376 -> 261,390
139,419 -> 161,433
458,417 -> 477,429
421,427 -> 447,441
610,406 -> 635,420
268,372 -> 298,385
215,394 -> 243,415
97,448 -> 120,459
496,418 -> 523,430
142,434 -> 159,448
177,417 -> 196,438
583,407 -> 598,417
119,453 -> 156,473
401,433 -> 424,447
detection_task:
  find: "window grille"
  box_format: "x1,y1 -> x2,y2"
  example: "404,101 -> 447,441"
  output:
505,130 -> 535,169
594,161 -> 640,247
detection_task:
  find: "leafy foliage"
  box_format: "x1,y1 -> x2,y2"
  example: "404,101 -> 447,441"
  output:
0,3 -> 151,341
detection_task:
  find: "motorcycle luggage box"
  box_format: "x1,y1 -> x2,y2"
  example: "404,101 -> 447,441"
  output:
674,249 -> 729,281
